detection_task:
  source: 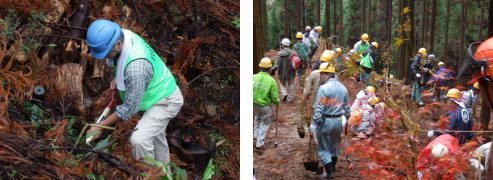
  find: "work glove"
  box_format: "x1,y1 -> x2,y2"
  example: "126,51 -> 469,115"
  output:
309,123 -> 317,133
417,171 -> 423,179
427,130 -> 434,137
270,69 -> 276,76
469,159 -> 484,171
416,73 -> 421,78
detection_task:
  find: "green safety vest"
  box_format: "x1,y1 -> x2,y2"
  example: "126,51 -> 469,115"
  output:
357,42 -> 369,53
361,52 -> 372,68
117,29 -> 177,111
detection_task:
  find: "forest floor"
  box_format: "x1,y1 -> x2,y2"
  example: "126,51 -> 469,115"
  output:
254,50 -> 480,179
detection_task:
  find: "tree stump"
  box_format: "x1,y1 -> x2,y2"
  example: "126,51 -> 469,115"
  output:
54,63 -> 84,115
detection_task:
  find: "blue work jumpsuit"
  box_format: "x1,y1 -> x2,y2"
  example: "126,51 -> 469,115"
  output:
312,78 -> 351,165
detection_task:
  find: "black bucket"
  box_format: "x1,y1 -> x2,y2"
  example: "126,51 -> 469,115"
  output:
303,160 -> 310,170
298,131 -> 305,138
316,165 -> 323,175
310,160 -> 319,172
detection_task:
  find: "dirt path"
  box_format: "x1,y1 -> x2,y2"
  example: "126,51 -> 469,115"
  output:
254,61 -> 362,179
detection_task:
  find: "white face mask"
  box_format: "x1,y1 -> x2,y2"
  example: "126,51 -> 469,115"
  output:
106,58 -> 115,67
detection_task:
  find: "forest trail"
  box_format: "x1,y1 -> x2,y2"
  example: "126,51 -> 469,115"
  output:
254,53 -> 361,179
254,51 -> 479,179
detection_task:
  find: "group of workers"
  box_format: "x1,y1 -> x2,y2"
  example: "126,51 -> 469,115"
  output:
253,28 -> 487,178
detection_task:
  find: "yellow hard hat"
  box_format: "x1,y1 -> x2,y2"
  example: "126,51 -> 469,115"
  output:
365,86 -> 376,93
335,48 -> 342,54
446,88 -> 461,98
319,62 -> 336,73
320,52 -> 333,62
259,57 -> 272,68
316,26 -> 322,32
438,62 -> 444,66
371,42 -> 379,49
368,97 -> 380,105
474,82 -> 480,89
418,48 -> 427,54
361,33 -> 369,42
296,32 -> 303,39
306,26 -> 311,30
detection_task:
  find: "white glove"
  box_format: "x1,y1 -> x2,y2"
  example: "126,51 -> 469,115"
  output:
422,68 -> 429,71
416,73 -> 421,78
309,123 -> 317,133
469,159 -> 484,171
417,171 -> 423,179
427,130 -> 434,137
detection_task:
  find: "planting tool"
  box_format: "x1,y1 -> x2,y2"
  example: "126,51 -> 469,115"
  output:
274,105 -> 279,147
86,90 -> 121,144
344,118 -> 350,164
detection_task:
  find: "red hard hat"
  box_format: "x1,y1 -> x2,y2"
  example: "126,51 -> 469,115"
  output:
474,37 -> 493,61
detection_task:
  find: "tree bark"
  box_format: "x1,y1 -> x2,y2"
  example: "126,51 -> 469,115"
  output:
325,0 -> 331,39
339,0 -> 343,46
488,0 -> 493,37
478,1 -> 484,41
333,0 -> 337,44
317,0 -> 321,25
420,0 -> 427,48
54,63 -> 84,115
361,0 -> 366,33
429,0 -> 436,53
458,0 -> 467,86
253,0 -> 267,74
367,0 -> 371,37
444,0 -> 450,64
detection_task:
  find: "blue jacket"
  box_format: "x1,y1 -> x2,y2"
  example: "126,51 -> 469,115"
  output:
435,106 -> 474,145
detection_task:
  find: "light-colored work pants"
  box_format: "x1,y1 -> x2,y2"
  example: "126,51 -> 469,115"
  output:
130,87 -> 184,166
253,104 -> 272,148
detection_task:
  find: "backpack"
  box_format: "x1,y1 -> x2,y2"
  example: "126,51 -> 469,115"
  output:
296,43 -> 309,61
289,50 -> 300,71
349,108 -> 364,126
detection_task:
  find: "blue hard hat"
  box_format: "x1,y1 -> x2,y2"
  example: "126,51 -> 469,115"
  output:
86,19 -> 121,59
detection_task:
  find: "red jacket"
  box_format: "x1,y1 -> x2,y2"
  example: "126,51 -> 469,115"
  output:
416,134 -> 460,170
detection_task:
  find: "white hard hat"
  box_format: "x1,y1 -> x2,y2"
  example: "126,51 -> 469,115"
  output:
431,143 -> 449,158
281,38 -> 290,46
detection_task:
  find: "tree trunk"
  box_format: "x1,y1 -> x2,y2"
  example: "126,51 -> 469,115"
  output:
262,0 -> 268,53
325,0 -> 331,39
54,63 -> 84,116
367,0 -> 371,37
339,0 -> 343,46
399,0 -> 415,83
285,0 -> 288,40
388,0 -> 392,49
333,0 -> 337,44
458,0 -> 467,86
361,0 -> 366,33
429,0 -> 436,53
444,0 -> 450,64
317,0 -> 321,25
297,0 -> 301,32
397,0 -> 403,79
253,0 -> 267,74
420,0 -> 427,47
478,1 -> 484,41
480,100 -> 491,131
489,0 -> 493,37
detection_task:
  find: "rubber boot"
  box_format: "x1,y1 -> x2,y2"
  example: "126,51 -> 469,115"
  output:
323,162 -> 335,179
331,157 -> 338,172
